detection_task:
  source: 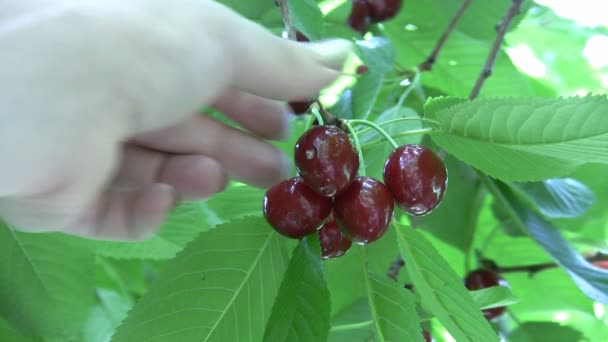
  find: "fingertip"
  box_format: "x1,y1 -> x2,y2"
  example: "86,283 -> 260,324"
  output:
305,39 -> 355,71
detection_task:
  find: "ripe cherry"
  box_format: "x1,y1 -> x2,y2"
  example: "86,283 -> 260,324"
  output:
348,0 -> 372,34
422,330 -> 433,342
295,31 -> 310,42
289,100 -> 312,115
464,269 -> 508,320
333,176 -> 394,244
383,144 -> 447,216
356,65 -> 369,75
263,177 -> 332,239
368,0 -> 403,22
294,125 -> 359,197
318,219 -> 353,259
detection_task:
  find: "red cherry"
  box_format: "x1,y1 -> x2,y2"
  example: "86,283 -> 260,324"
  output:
383,144 -> 447,216
348,0 -> 372,34
263,177 -> 332,239
294,125 -> 360,197
333,176 -> 394,244
289,100 -> 312,115
423,330 -> 433,342
368,0 -> 403,22
464,269 -> 508,320
318,219 -> 353,259
295,31 -> 310,42
356,65 -> 369,75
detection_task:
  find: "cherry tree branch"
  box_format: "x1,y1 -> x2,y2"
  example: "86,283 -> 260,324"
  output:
469,0 -> 525,100
276,0 -> 297,40
419,0 -> 472,72
479,252 -> 608,277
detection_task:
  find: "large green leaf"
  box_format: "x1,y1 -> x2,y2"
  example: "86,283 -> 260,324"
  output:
0,225 -> 94,337
508,322 -> 584,342
0,318 -> 36,342
510,178 -> 595,219
395,223 -> 498,342
286,0 -> 324,40
492,180 -> 608,304
363,270 -> 424,342
262,236 -> 330,342
111,216 -> 289,341
425,95 -> 608,181
82,289 -> 133,342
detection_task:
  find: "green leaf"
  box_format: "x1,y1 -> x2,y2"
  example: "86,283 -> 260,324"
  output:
286,0 -> 324,40
262,236 -> 330,341
0,318 -> 37,342
425,95 -> 608,181
417,156 -> 484,251
328,299 -> 373,342
363,270 -> 424,342
469,286 -> 518,310
352,38 -> 395,119
82,289 -> 133,342
509,322 -> 584,342
111,216 -> 290,341
0,225 -> 94,337
492,180 -> 608,304
394,224 -> 498,342
510,178 -> 595,219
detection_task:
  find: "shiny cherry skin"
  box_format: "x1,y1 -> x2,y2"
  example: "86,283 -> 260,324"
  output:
348,0 -> 372,34
383,144 -> 447,216
295,125 -> 359,197
464,269 -> 508,320
333,176 -> 394,244
422,330 -> 432,342
368,0 -> 403,22
263,177 -> 332,239
318,219 -> 353,259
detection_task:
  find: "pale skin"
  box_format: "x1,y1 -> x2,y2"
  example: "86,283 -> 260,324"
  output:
0,0 -> 353,240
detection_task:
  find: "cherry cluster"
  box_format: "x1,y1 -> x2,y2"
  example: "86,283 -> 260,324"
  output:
464,269 -> 509,320
263,123 -> 448,259
348,0 -> 403,34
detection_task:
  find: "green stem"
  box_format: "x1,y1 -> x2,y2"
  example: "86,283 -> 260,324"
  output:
330,320 -> 373,332
396,72 -> 422,109
304,113 -> 316,131
343,121 -> 366,176
310,107 -> 325,126
355,117 -> 443,138
360,128 -> 437,150
348,119 -> 399,149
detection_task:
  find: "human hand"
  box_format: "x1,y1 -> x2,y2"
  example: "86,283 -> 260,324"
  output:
0,0 -> 353,240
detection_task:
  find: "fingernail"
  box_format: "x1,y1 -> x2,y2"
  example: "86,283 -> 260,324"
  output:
308,39 -> 354,71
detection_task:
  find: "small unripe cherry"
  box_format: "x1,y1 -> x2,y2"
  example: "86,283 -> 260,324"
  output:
263,177 -> 332,239
294,125 -> 359,197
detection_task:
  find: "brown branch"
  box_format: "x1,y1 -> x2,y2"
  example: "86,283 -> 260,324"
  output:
276,0 -> 297,40
418,0 -> 472,72
481,252 -> 608,277
469,0 -> 525,100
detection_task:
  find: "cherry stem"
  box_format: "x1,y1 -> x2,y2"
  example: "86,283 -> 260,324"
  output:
360,128 -> 437,150
348,119 -> 399,149
309,106 -> 325,126
343,121 -> 366,177
482,252 -> 608,276
396,71 -> 422,108
355,117 -> 443,137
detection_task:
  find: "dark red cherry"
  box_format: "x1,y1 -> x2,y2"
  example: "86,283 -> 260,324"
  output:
423,330 -> 433,342
318,219 -> 353,259
348,0 -> 372,34
295,31 -> 310,42
263,177 -> 332,239
464,269 -> 508,320
333,176 -> 394,244
356,65 -> 369,75
294,125 -> 359,197
383,144 -> 447,216
289,100 -> 312,115
368,0 -> 403,22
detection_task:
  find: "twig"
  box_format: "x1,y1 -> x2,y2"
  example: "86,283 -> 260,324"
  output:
480,252 -> 608,277
469,0 -> 525,100
276,0 -> 297,40
418,0 -> 473,72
